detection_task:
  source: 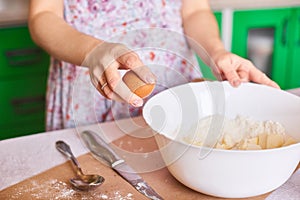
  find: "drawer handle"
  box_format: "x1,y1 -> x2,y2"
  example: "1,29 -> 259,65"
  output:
11,95 -> 45,115
5,48 -> 43,66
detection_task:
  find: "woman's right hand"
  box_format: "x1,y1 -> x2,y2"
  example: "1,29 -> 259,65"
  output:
81,42 -> 156,107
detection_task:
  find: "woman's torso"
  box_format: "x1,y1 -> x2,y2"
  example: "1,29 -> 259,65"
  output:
46,0 -> 202,130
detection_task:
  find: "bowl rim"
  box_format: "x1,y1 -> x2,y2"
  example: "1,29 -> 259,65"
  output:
155,132 -> 300,154
146,81 -> 300,102
145,81 -> 300,154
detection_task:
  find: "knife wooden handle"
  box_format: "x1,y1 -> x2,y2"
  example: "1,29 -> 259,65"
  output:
81,130 -> 123,167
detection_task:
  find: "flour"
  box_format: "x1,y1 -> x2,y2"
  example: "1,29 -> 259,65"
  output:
8,179 -> 134,200
183,115 -> 296,150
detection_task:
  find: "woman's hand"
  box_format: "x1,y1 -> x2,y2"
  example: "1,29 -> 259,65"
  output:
211,50 -> 280,88
82,42 -> 156,107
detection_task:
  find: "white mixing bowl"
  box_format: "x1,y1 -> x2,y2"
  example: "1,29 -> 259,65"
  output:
143,81 -> 300,198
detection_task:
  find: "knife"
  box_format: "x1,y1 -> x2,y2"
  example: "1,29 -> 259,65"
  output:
80,130 -> 164,200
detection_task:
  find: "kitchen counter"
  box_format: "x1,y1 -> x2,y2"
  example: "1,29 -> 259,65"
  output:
0,118 -> 129,191
210,0 -> 300,10
1,87 -> 300,199
287,88 -> 300,97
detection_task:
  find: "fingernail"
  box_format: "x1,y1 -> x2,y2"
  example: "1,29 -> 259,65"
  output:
232,79 -> 241,87
146,76 -> 156,84
132,99 -> 143,107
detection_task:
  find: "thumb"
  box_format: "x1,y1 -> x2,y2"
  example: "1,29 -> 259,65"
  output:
117,51 -> 156,84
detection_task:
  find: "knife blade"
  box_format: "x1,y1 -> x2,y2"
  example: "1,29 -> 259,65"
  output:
80,130 -> 164,200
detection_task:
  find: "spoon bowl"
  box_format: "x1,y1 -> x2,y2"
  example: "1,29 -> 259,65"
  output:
55,140 -> 105,191
70,175 -> 104,191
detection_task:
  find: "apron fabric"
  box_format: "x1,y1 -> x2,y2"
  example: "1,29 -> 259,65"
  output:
46,0 -> 202,131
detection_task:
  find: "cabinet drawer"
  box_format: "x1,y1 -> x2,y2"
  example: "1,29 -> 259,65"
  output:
0,26 -> 50,78
0,76 -> 47,126
0,117 -> 45,140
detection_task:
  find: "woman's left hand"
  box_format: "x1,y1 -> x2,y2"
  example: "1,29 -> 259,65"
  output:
211,50 -> 280,89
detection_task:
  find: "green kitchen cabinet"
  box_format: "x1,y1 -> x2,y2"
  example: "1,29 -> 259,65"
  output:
232,7 -> 300,90
0,25 -> 50,140
197,12 -> 222,80
288,8 -> 300,89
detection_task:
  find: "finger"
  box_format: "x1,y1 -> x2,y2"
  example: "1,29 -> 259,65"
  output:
105,62 -> 144,107
90,69 -> 109,98
99,81 -> 125,102
218,63 -> 241,87
97,76 -> 125,102
132,65 -> 156,84
102,62 -> 125,101
117,51 -> 143,69
249,67 -> 280,89
96,81 -> 109,98
118,52 -> 156,84
237,70 -> 249,82
241,60 -> 280,88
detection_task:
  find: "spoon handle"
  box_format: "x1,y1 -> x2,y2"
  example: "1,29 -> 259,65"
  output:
56,140 -> 82,172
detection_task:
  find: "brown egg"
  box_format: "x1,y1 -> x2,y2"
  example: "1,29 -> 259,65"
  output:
122,70 -> 155,98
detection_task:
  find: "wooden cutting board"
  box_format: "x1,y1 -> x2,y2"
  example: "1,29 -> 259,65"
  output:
0,129 -> 272,200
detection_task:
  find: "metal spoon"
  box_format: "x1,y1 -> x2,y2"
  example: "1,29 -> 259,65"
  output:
55,140 -> 105,191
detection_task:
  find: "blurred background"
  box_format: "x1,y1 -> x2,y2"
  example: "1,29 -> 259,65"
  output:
0,0 -> 299,139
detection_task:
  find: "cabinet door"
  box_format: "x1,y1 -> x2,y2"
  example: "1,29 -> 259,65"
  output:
232,9 -> 292,89
0,26 -> 49,79
196,12 -> 222,80
288,8 -> 300,89
0,76 -> 47,140
0,25 -> 49,139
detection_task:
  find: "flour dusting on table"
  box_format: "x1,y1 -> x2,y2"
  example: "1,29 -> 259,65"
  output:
7,179 -> 134,200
